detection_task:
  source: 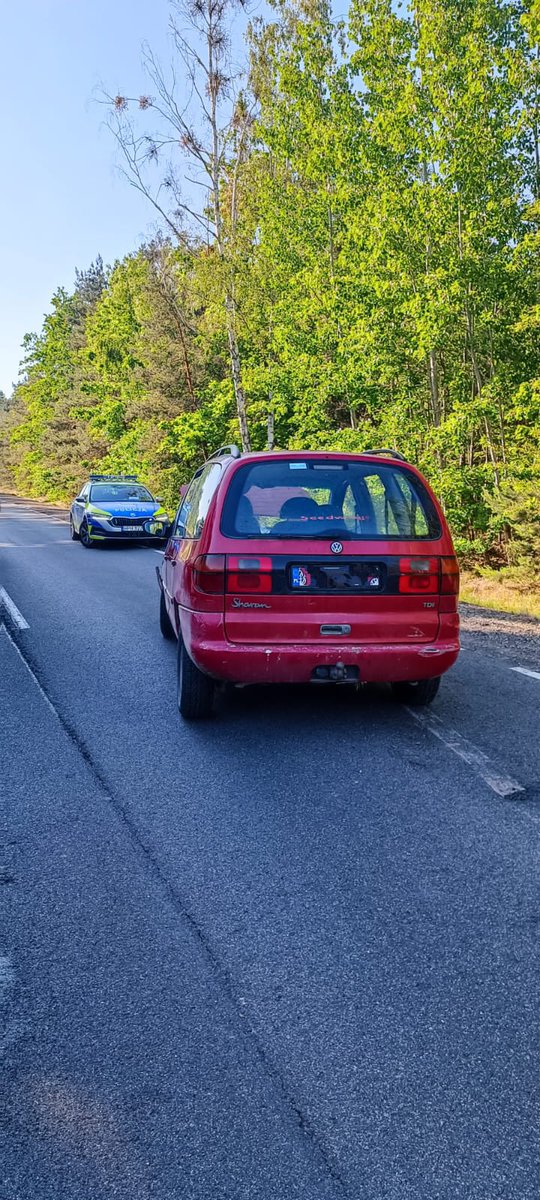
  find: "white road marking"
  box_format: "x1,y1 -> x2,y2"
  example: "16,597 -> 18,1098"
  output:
406,708 -> 525,798
153,549 -> 165,555
0,541 -> 72,549
1,625 -> 58,718
0,954 -> 15,995
0,953 -> 20,1058
511,666 -> 540,682
0,588 -> 30,630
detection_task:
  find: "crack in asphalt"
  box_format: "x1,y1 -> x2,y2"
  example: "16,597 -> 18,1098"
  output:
1,616 -> 348,1197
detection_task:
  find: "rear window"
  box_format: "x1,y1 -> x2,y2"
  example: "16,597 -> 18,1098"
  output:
220,459 -> 441,540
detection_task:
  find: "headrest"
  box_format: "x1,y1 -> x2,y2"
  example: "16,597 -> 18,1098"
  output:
279,496 -> 320,519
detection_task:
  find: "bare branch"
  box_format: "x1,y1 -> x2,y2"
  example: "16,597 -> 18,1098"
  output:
107,113 -> 185,240
104,0 -> 252,448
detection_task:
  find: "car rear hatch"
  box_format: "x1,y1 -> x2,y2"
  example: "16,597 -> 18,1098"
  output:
223,552 -> 443,644
218,457 -> 455,647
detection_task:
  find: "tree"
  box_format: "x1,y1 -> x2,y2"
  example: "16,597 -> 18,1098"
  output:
3,0 -> 539,572
106,0 -> 254,449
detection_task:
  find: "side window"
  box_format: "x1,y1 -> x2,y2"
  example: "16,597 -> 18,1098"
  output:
342,484 -> 358,534
363,475 -> 387,533
393,473 -> 429,536
363,471 -> 431,536
342,482 -> 377,534
173,486 -> 195,536
175,463 -> 222,539
172,501 -> 186,535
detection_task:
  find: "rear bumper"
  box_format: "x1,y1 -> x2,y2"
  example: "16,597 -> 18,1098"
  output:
182,612 -> 460,685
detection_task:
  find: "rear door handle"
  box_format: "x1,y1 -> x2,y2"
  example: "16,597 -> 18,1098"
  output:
320,624 -> 351,636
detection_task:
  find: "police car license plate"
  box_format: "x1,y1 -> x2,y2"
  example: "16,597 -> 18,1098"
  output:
121,524 -> 144,532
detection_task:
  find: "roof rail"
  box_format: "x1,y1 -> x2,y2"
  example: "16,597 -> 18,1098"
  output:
89,473 -> 139,481
362,448 -> 408,463
208,444 -> 241,461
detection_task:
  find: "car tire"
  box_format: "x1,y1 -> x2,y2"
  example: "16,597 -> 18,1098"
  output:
79,519 -> 94,549
177,637 -> 215,720
70,516 -> 80,541
159,590 -> 176,641
391,677 -> 441,706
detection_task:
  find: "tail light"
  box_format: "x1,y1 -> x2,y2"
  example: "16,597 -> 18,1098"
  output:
399,557 -> 439,593
440,556 -> 460,595
227,556 -> 273,594
193,554 -> 226,594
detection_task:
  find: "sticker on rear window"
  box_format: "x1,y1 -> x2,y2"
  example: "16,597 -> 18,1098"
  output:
289,462 -> 307,469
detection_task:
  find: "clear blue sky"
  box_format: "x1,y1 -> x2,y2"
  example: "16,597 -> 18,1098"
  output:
0,0 -> 180,395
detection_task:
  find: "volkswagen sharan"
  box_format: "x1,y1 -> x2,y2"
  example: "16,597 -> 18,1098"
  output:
157,447 -> 460,719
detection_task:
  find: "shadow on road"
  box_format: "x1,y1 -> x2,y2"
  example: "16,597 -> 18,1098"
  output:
213,680 -> 400,730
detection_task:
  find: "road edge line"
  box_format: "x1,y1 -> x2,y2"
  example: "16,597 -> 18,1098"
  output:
510,666 -> 540,682
0,588 -> 30,630
405,707 -> 525,798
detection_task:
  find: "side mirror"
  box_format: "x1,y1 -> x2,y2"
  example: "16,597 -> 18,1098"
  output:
75,497 -> 84,503
155,496 -> 164,504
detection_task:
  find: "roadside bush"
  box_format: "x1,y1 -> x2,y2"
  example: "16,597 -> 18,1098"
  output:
486,479 -> 540,572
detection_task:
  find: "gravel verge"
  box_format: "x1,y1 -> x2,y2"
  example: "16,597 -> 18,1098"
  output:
460,601 -> 540,670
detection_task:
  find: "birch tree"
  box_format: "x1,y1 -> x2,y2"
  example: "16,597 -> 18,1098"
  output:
107,0 -> 253,449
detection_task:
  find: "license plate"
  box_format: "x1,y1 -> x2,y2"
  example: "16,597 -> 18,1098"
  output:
121,524 -> 144,532
289,561 -> 386,592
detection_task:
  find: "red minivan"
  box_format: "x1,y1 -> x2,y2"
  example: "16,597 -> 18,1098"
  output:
157,447 -> 460,719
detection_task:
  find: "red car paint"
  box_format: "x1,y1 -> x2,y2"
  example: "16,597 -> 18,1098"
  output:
158,450 -> 459,688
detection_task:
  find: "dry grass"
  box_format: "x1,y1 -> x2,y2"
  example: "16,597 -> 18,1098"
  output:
460,570 -> 540,621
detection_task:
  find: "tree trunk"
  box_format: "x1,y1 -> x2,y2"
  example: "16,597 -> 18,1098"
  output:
483,416 -> 500,489
427,350 -> 441,426
176,320 -> 197,408
466,308 -> 484,397
225,295 -> 251,451
166,300 -> 197,407
267,408 -> 275,450
498,399 -> 507,467
533,43 -> 540,202
207,3 -> 250,451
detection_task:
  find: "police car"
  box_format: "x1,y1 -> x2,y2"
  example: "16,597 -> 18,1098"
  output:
70,474 -> 171,548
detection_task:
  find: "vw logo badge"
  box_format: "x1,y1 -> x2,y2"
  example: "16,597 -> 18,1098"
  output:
330,541 -> 343,555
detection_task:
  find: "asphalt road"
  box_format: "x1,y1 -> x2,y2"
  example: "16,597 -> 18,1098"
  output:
1,493 -> 540,1200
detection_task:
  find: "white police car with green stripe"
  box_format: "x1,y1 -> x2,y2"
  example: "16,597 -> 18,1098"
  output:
70,474 -> 171,548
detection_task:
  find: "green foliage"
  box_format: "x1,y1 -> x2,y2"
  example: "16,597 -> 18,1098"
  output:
487,478 -> 540,569
1,0 -> 539,552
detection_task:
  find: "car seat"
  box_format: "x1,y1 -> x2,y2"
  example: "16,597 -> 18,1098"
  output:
273,495 -> 321,536
235,496 -> 261,535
